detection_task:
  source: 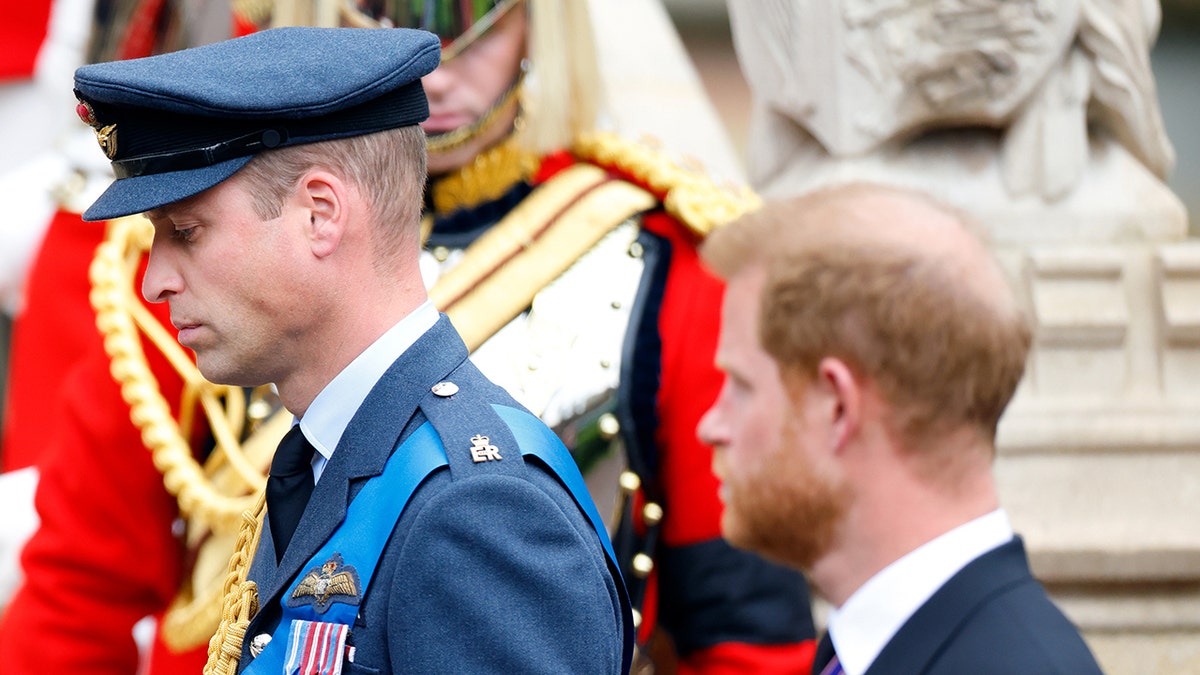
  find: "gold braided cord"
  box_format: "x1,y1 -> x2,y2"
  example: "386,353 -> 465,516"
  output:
571,131 -> 763,238
429,134 -> 540,215
162,406 -> 292,651
204,493 -> 266,675
89,216 -> 266,534
232,0 -> 273,26
91,216 -> 289,654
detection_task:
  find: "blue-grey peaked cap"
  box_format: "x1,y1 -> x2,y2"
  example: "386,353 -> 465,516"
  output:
74,27 -> 441,222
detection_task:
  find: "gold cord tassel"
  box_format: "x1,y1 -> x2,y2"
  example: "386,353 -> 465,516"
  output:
204,492 -> 266,675
90,216 -> 265,534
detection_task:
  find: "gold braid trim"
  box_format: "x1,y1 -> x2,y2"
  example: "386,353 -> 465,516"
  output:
161,407 -> 291,651
571,131 -> 763,238
428,134 -> 540,215
204,493 -> 266,675
89,216 -> 265,535
433,164 -> 657,351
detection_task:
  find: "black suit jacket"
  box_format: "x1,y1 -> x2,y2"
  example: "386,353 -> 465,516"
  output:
817,537 -> 1103,675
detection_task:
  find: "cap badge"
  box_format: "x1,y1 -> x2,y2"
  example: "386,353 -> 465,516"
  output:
94,124 -> 118,159
75,101 -> 97,126
286,552 -> 362,614
469,434 -> 502,463
76,101 -> 118,159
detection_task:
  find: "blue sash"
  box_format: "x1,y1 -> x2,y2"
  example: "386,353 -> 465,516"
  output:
246,405 -> 623,673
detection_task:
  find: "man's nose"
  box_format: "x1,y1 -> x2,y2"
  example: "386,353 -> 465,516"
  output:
696,403 -> 725,449
141,246 -> 180,304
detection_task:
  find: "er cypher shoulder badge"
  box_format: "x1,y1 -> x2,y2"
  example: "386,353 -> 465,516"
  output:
287,553 -> 362,614
469,434 -> 502,463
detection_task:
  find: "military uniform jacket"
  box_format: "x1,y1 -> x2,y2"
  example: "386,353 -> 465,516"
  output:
239,316 -> 629,674
425,144 -> 817,671
814,538 -> 1102,675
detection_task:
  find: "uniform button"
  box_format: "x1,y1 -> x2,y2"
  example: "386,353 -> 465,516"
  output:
250,633 -> 271,658
643,502 -> 664,526
431,381 -> 459,397
619,471 -> 641,494
598,413 -> 620,440
632,553 -> 654,578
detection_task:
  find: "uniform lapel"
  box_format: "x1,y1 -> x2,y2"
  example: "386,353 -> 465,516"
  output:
865,538 -> 1031,675
253,315 -> 470,609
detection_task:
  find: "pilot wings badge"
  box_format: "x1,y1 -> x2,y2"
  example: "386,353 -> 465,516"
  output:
287,553 -> 363,614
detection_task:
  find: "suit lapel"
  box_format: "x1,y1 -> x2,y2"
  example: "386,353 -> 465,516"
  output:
254,315 -> 470,607
865,538 -> 1032,675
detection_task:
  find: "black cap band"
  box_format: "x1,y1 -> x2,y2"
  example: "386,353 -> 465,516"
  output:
99,80 -> 428,179
113,128 -> 288,178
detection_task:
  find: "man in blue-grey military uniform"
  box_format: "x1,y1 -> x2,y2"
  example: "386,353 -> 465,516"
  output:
71,27 -> 632,675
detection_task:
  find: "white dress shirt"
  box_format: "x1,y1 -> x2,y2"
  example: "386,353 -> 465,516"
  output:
294,300 -> 439,483
825,509 -> 1015,675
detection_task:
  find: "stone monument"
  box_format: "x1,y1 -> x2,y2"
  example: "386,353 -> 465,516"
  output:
727,1 -> 1197,672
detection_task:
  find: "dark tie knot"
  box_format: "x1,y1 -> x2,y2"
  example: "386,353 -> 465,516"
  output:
267,425 -> 317,562
271,425 -> 317,477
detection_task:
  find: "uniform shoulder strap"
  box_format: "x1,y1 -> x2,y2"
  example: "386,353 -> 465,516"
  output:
417,360 -> 635,674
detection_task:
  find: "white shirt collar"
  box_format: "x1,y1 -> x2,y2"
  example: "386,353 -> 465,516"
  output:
826,509 -> 1014,675
297,300 -> 439,481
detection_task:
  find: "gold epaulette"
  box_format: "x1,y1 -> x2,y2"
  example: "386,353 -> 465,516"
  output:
571,131 -> 762,238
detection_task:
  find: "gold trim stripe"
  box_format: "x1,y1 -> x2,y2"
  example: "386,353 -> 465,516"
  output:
439,177 -> 656,352
429,163 -> 609,310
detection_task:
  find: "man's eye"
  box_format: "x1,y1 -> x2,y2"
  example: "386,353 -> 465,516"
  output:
172,227 -> 197,242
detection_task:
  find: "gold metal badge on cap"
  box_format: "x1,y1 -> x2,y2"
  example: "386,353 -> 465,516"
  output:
76,101 -> 118,159
469,434 -> 502,463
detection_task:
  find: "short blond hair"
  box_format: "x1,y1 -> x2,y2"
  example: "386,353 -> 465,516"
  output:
702,183 -> 1031,444
235,125 -> 427,264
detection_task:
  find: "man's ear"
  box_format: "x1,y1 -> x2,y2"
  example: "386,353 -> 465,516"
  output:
814,357 -> 861,454
297,170 -> 347,259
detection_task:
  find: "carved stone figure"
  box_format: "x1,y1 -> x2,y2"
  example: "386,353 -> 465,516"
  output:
729,0 -> 1177,203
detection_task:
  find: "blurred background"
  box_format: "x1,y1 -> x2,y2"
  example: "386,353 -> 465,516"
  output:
663,0 -> 1199,231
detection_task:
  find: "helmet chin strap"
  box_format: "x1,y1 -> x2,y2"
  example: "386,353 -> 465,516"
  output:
426,67 -> 525,155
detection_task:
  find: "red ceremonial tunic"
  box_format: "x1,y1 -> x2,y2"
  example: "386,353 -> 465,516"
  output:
0,210 -> 209,674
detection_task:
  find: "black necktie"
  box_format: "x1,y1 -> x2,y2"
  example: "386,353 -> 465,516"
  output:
266,425 -> 316,563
